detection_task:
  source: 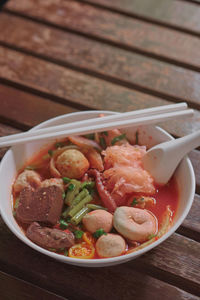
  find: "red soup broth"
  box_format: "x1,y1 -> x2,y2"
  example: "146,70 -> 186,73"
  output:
150,177 -> 179,228
13,143 -> 179,257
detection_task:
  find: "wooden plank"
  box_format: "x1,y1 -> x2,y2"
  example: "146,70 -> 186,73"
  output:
137,233 -> 200,289
1,9 -> 200,108
189,150 -> 200,186
80,0 -> 200,34
0,271 -> 67,300
0,123 -> 20,160
0,217 -> 199,299
0,84 -> 77,129
0,0 -> 8,10
180,194 -> 200,241
189,150 -> 200,193
183,195 -> 200,234
0,47 -> 200,138
3,2 -> 200,71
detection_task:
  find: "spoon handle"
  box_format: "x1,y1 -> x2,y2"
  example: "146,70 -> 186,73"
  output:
142,130 -> 200,185
159,130 -> 200,157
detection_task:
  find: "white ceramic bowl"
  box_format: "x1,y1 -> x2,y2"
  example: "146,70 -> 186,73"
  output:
0,111 -> 195,267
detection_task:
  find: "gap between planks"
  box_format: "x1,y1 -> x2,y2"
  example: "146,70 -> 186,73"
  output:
6,0 -> 200,39
1,8 -> 200,109
0,270 -> 67,300
0,221 -> 199,299
178,0 -> 200,5
1,77 -> 200,141
1,45 -> 200,113
2,9 -> 200,74
76,0 -> 200,37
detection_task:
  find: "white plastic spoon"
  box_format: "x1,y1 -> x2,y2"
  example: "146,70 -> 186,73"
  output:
142,130 -> 200,185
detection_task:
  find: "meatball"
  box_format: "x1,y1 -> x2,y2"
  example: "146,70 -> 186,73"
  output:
96,233 -> 126,258
82,210 -> 113,233
55,149 -> 89,179
14,170 -> 41,193
40,178 -> 64,192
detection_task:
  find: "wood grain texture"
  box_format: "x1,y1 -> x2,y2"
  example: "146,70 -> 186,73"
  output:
0,271 -> 67,300
1,9 -> 200,106
2,9 -> 200,71
0,0 -> 199,298
0,216 -> 199,299
189,150 -> 200,191
180,194 -> 200,241
81,0 -> 200,34
0,47 -> 200,138
138,233 -> 200,288
0,84 -> 77,129
0,123 -> 20,160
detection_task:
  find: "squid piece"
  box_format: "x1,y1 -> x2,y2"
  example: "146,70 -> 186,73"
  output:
88,169 -> 117,213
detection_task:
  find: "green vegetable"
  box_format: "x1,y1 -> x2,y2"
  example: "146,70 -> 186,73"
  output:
99,137 -> 106,149
63,189 -> 90,218
58,248 -> 65,252
131,198 -> 138,206
14,198 -> 20,210
64,249 -> 69,256
148,234 -> 157,240
62,192 -> 66,200
48,248 -> 57,252
59,219 -> 69,229
93,228 -> 107,239
68,183 -> 75,191
62,207 -> 71,219
25,165 -> 37,170
102,131 -> 108,136
65,180 -> 81,205
84,133 -> 95,140
71,207 -> 90,225
55,142 -> 65,148
48,149 -> 54,156
68,195 -> 92,218
74,230 -> 84,239
65,216 -> 71,223
135,131 -> 139,145
62,177 -> 71,184
86,204 -> 108,211
71,189 -> 89,207
42,153 -> 51,160
81,181 -> 95,190
111,133 -> 126,145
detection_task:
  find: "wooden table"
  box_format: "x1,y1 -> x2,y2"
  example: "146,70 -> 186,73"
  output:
0,0 -> 199,299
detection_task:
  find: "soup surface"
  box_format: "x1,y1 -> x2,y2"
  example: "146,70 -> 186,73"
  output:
12,129 -> 179,259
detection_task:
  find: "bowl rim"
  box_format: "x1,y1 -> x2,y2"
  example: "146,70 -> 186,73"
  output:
0,110 -> 196,266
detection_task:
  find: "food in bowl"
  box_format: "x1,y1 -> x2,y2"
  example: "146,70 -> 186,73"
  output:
12,125 -> 179,260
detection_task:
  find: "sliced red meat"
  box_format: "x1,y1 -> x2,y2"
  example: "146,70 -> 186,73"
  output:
26,222 -> 75,249
16,185 -> 63,225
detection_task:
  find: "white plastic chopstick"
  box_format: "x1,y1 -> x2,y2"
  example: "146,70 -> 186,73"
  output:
0,103 -> 188,143
0,103 -> 193,148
